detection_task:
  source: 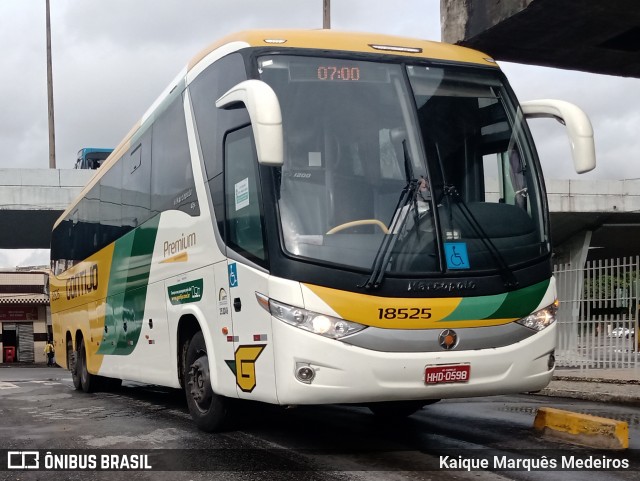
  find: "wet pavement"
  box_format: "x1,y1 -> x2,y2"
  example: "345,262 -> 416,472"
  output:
1,364 -> 639,480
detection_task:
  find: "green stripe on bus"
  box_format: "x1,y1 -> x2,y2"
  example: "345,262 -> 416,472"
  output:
488,279 -> 550,320
98,215 -> 160,355
441,279 -> 550,321
441,291 -> 508,321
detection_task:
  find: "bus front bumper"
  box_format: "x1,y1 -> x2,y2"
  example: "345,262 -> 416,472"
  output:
272,320 -> 556,405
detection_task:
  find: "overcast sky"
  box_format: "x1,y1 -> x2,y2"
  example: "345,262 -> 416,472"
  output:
1,0 -> 639,267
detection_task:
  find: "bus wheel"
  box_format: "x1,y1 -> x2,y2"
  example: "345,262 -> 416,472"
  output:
368,400 -> 437,419
68,338 -> 81,391
77,338 -> 96,393
185,331 -> 227,432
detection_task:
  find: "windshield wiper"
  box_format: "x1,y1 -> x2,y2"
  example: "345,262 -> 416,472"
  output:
443,184 -> 519,289
361,141 -> 418,290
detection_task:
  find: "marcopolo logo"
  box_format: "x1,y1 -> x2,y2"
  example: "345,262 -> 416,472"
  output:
168,279 -> 203,305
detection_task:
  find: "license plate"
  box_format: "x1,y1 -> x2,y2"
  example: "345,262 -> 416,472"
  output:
425,364 -> 470,385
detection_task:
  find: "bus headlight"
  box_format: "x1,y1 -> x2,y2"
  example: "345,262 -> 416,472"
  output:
267,298 -> 366,339
515,301 -> 558,331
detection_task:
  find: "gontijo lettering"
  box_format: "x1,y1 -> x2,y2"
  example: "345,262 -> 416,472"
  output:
66,264 -> 98,300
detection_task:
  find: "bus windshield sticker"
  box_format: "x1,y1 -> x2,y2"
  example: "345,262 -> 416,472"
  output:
308,152 -> 321,167
218,288 -> 229,317
228,263 -> 239,288
235,177 -> 250,211
444,242 -> 470,270
167,279 -> 203,305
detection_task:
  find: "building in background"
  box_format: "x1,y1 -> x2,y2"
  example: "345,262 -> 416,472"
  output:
0,269 -> 50,364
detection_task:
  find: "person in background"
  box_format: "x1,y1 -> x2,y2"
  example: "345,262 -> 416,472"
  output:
44,340 -> 55,367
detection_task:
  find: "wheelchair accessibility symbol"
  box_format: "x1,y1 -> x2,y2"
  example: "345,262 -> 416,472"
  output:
444,242 -> 470,270
228,263 -> 239,287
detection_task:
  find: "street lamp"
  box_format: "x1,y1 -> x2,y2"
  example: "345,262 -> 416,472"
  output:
46,0 -> 56,169
323,0 -> 330,29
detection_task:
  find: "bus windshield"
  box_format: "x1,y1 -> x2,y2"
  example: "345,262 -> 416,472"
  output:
259,55 -> 547,277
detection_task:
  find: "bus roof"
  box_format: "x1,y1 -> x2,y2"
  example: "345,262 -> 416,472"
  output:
188,29 -> 499,71
54,30 -> 499,229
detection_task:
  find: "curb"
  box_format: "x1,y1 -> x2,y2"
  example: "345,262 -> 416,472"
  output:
553,376 -> 640,385
0,363 -> 60,369
534,406 -> 629,449
534,387 -> 640,406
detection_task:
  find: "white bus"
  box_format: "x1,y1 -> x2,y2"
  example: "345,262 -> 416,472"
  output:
50,30 -> 595,431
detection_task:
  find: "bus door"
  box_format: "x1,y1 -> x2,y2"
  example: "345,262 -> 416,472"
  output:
223,126 -> 277,403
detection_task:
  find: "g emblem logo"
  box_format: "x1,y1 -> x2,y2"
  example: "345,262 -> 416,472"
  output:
225,345 -> 266,392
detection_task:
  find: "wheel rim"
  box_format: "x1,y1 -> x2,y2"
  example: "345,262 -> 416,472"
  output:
67,342 -> 74,374
80,347 -> 87,384
188,354 -> 213,413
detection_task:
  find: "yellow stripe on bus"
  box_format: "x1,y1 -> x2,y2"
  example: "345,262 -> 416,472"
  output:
50,243 -> 115,373
303,283 -> 517,329
160,251 -> 189,263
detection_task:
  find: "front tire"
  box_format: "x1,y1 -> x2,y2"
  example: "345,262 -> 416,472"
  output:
184,331 -> 227,432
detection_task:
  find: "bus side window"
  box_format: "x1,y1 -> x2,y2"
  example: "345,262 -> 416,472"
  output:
151,95 -> 198,216
122,133 -> 151,228
223,126 -> 267,265
189,53 -> 248,180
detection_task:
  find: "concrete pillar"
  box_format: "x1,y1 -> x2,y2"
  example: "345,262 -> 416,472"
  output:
441,0 -> 534,44
34,318 -> 48,364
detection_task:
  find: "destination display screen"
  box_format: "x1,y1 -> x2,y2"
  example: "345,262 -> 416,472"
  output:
288,60 -> 390,83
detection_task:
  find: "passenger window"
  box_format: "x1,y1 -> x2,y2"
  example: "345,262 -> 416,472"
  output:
130,145 -> 142,174
189,53 -> 248,179
224,127 -> 267,264
122,135 -> 151,228
151,96 -> 199,216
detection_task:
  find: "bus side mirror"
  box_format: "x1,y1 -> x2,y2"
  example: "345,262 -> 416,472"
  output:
216,80 -> 284,166
521,99 -> 596,174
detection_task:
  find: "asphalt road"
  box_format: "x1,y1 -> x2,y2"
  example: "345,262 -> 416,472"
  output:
1,366 -> 639,481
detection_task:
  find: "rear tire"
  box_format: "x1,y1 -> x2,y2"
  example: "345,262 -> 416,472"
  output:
77,338 -> 97,393
68,337 -> 81,390
184,331 -> 227,432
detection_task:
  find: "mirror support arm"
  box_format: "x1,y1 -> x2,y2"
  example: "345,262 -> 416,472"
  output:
521,99 -> 595,174
216,80 -> 284,166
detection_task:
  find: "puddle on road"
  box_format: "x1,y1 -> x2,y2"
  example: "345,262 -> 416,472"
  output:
9,393 -> 73,402
17,404 -> 106,421
81,427 -> 193,447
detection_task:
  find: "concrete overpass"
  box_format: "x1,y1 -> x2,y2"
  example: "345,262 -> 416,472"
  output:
439,1 -> 640,269
546,178 -> 640,266
0,169 -> 93,249
441,0 -> 640,78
